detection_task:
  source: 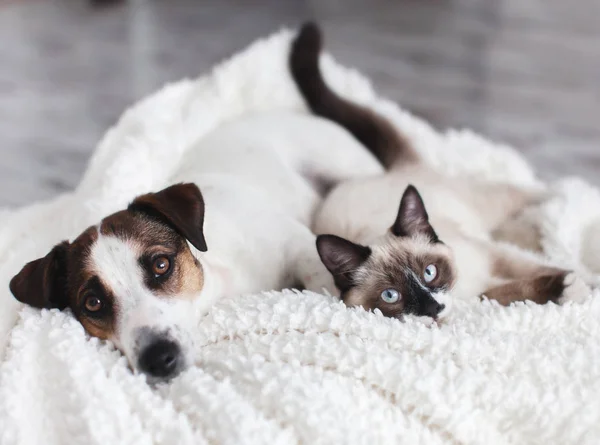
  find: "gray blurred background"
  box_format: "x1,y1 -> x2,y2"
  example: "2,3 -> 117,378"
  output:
1,0 -> 599,208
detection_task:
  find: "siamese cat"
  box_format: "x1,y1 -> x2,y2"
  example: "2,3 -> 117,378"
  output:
289,23 -> 591,320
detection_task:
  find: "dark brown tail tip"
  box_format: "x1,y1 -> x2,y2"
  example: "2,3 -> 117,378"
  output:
292,22 -> 322,59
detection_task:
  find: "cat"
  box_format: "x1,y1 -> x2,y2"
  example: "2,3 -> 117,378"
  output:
289,22 -> 591,320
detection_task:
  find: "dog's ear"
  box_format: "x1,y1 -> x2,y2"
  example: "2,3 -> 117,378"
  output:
391,185 -> 439,243
316,234 -> 371,292
129,183 -> 208,252
10,241 -> 70,309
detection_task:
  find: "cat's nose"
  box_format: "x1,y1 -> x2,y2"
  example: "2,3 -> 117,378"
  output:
423,301 -> 445,319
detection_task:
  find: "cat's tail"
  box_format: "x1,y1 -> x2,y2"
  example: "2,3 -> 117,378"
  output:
289,22 -> 418,169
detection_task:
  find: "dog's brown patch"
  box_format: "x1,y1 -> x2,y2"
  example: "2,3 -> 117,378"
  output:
74,275 -> 117,340
99,210 -> 205,299
62,226 -> 119,340
175,249 -> 204,297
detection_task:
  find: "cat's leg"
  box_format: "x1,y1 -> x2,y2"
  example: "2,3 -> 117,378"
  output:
482,272 -> 590,305
482,242 -> 591,305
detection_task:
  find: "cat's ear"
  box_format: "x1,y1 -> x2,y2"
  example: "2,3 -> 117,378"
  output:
316,235 -> 371,292
391,185 -> 440,243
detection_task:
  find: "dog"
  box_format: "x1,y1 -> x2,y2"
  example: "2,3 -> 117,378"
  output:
9,81 -> 383,382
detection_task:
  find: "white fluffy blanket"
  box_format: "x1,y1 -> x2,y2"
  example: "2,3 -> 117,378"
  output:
2,29 -> 600,445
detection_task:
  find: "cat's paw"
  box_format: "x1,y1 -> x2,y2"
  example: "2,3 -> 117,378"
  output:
557,273 -> 592,304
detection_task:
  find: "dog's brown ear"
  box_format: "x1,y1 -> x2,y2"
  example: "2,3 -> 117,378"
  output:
129,183 -> 208,252
10,241 -> 70,309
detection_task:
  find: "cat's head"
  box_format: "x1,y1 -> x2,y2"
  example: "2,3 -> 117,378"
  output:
316,185 -> 456,321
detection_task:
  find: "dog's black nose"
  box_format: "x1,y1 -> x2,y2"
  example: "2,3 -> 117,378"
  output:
138,339 -> 182,380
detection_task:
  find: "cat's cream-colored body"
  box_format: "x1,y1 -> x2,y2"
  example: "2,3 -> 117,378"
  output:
314,163 -> 539,302
290,22 -> 591,317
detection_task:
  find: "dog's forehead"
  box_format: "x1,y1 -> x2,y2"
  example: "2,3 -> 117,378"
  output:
70,225 -> 99,256
93,211 -> 177,276
99,210 -> 177,243
67,210 -> 168,258
67,210 -> 179,282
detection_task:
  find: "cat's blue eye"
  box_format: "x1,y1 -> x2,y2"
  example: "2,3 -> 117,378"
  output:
380,288 -> 400,304
424,264 -> 437,283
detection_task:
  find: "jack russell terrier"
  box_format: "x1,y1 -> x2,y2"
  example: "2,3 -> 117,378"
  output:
9,37 -> 383,383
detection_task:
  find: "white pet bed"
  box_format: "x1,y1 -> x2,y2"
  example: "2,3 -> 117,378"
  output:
1,29 -> 600,445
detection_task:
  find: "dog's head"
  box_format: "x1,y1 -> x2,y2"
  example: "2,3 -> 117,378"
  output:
10,183 -> 208,383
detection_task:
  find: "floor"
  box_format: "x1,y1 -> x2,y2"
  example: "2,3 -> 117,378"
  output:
1,0 -> 599,208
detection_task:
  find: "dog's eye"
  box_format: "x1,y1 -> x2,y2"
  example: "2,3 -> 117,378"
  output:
424,264 -> 437,283
84,295 -> 103,313
381,288 -> 400,304
151,256 -> 171,277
